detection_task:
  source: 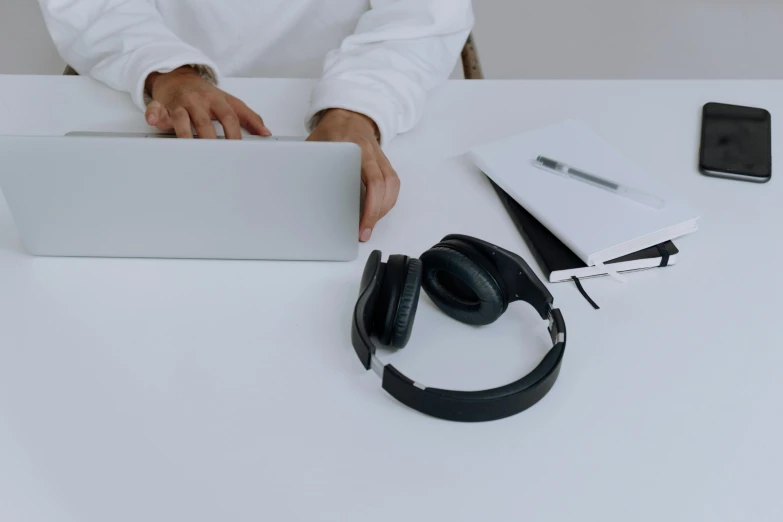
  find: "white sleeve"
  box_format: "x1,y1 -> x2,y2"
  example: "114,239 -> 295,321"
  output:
305,0 -> 474,146
38,0 -> 220,111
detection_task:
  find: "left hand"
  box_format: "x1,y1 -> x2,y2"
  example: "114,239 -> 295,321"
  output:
307,109 -> 400,242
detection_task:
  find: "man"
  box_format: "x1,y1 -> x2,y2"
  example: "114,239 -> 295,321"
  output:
38,0 -> 475,242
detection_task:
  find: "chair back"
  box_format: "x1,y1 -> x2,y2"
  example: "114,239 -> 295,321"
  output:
461,33 -> 484,79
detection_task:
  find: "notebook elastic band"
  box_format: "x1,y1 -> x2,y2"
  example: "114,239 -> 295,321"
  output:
571,276 -> 600,310
656,244 -> 670,267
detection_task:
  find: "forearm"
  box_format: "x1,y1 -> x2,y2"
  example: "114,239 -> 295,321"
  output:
306,0 -> 474,145
38,0 -> 219,110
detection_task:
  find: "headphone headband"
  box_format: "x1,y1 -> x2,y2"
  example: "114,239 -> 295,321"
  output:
351,235 -> 567,422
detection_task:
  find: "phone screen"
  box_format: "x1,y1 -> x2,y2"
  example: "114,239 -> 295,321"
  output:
699,102 -> 771,181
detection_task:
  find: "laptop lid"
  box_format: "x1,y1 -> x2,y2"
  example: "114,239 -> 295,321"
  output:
0,135 -> 361,261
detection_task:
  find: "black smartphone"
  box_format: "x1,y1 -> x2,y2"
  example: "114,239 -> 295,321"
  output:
699,102 -> 772,183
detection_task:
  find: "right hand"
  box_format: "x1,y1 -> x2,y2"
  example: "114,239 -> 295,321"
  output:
144,66 -> 271,139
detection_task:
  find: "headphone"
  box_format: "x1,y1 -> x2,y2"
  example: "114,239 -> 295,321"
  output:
351,234 -> 567,422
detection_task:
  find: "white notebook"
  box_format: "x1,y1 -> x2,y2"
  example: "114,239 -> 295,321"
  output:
469,120 -> 699,266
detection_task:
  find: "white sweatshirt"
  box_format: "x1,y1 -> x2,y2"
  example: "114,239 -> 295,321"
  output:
38,0 -> 474,144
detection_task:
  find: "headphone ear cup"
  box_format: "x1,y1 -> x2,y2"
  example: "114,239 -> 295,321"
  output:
420,244 -> 506,326
373,254 -> 408,346
389,258 -> 422,349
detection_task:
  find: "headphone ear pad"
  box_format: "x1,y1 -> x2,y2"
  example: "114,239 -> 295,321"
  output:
390,258 -> 422,349
420,245 -> 505,326
373,254 -> 407,346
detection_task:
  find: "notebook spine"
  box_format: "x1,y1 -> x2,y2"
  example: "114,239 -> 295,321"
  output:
488,177 -> 553,278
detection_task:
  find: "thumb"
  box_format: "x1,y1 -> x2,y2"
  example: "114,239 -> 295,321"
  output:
145,101 -> 163,126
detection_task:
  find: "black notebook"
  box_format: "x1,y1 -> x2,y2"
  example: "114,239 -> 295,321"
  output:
490,180 -> 679,283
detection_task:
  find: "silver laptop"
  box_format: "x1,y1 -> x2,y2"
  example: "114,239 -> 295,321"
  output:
0,134 -> 361,261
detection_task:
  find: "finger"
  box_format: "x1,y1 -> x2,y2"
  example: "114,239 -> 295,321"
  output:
359,162 -> 385,242
211,100 -> 242,140
171,107 -> 194,139
145,101 -> 164,127
377,152 -> 400,219
156,110 -> 173,131
229,97 -> 271,136
186,105 -> 216,139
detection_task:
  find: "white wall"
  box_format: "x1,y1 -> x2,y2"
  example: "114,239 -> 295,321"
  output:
0,0 -> 63,74
2,0 -> 783,79
472,0 -> 783,79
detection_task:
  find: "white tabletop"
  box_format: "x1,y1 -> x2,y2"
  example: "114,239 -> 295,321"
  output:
1,76 -> 781,522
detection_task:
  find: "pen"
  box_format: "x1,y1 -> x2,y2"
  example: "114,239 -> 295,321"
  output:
533,156 -> 666,210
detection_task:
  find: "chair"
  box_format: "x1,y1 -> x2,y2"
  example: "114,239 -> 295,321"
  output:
461,33 -> 484,79
65,34 -> 484,80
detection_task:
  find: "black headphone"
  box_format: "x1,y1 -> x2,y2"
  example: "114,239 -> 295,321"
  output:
351,234 -> 566,422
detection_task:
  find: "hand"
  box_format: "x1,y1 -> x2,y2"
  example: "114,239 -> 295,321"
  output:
307,109 -> 400,242
144,66 -> 271,139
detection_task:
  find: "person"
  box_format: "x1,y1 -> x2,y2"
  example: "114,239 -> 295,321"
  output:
38,0 -> 475,242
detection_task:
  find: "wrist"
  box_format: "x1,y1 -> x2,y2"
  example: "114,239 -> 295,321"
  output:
144,65 -> 202,99
319,109 -> 380,142
144,72 -> 162,99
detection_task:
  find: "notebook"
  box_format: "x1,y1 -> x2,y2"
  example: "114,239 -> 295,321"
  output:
490,179 -> 679,282
469,119 -> 699,266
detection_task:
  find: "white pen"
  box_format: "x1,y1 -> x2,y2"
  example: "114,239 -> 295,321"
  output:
533,156 -> 666,210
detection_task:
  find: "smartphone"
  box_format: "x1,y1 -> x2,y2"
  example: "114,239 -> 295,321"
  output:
699,102 -> 772,183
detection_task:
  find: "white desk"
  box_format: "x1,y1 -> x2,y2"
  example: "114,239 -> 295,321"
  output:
0,76 -> 781,522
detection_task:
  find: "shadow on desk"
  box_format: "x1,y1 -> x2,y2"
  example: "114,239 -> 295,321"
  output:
0,239 -> 30,258
0,209 -> 25,256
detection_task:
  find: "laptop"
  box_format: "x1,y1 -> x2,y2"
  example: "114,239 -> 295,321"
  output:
0,133 -> 361,261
